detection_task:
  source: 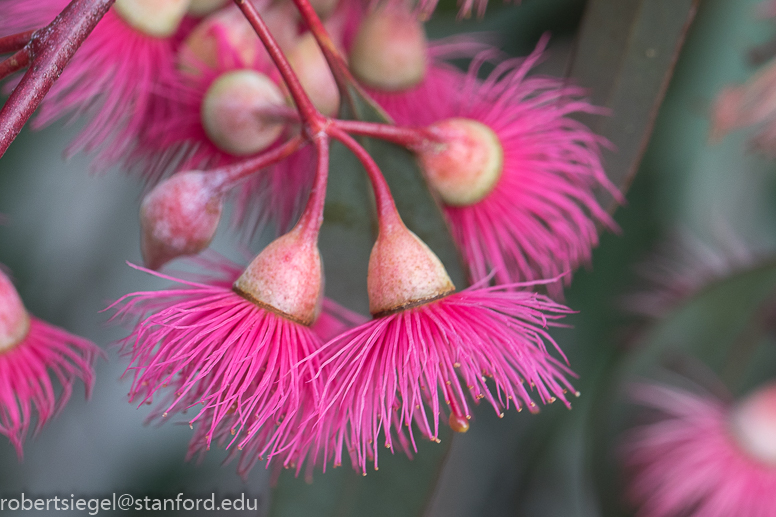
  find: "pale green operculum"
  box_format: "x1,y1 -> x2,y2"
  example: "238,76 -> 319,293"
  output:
419,118 -> 503,206
201,70 -> 286,156
114,0 -> 190,38
349,7 -> 427,92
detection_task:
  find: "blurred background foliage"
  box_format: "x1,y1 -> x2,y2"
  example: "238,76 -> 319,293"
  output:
1,0 -> 775,515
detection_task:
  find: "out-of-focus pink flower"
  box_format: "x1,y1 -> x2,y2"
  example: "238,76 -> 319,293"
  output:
622,382 -> 776,517
0,269 -> 99,458
711,57 -> 776,154
0,0 -> 189,171
407,37 -> 618,298
623,229 -> 757,321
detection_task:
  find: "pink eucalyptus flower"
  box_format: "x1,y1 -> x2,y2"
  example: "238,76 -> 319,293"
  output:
711,56 -> 776,155
110,254 -> 362,468
300,199 -> 579,474
0,269 -> 99,457
622,382 -> 776,517
407,37 -> 619,297
0,0 -> 189,171
316,281 -> 576,474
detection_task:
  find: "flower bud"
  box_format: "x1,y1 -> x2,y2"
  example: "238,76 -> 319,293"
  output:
114,0 -> 190,38
140,171 -> 223,270
349,8 -> 427,91
730,382 -> 776,466
418,118 -> 503,206
201,70 -> 286,156
233,227 -> 323,325
285,33 -> 341,117
188,0 -> 229,17
367,220 -> 454,315
0,271 -> 30,353
181,7 -> 263,70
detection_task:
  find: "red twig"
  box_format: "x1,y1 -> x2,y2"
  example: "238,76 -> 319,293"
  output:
332,119 -> 436,148
233,0 -> 325,132
0,30 -> 35,55
290,0 -> 355,87
297,134 -> 330,241
211,135 -> 307,193
0,0 -> 115,159
328,126 -> 401,229
0,49 -> 30,81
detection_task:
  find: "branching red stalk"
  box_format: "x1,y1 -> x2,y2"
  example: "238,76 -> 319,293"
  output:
0,49 -> 30,82
289,0 -> 355,87
297,135 -> 330,241
332,120 -> 437,149
233,0 -> 325,132
328,127 -> 402,230
0,0 -> 116,160
0,30 -> 35,55
211,135 -> 307,194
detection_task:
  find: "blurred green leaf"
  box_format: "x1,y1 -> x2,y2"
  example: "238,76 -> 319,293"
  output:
568,0 -> 700,212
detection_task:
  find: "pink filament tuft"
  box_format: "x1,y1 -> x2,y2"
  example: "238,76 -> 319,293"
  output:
0,318 -> 99,458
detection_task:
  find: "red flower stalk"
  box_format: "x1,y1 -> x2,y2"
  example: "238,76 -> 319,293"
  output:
0,269 -> 99,457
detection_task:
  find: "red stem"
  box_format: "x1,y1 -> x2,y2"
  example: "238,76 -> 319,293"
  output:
211,135 -> 307,194
0,30 -> 35,55
328,126 -> 402,230
332,119 -> 436,149
289,0 -> 354,86
0,0 -> 116,159
0,49 -> 30,82
296,135 -> 330,240
233,0 -> 324,131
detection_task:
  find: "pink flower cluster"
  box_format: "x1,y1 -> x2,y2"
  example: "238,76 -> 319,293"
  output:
1,0 -> 615,476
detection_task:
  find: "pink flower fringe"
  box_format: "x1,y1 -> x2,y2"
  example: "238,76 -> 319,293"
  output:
622,384 -> 776,517
314,281 -> 576,474
0,318 -> 98,458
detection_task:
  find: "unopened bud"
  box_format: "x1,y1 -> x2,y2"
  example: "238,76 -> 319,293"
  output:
285,33 -> 341,117
114,0 -> 190,38
367,220 -> 454,315
140,171 -> 223,270
349,7 -> 427,91
201,70 -> 286,156
188,0 -> 229,17
419,118 -> 503,206
730,382 -> 776,466
233,228 -> 323,325
181,7 -> 262,70
0,271 -> 30,353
